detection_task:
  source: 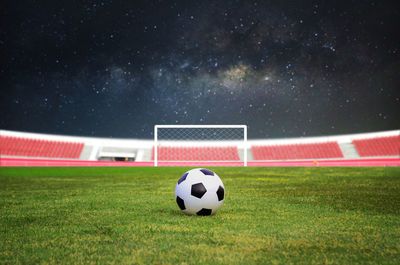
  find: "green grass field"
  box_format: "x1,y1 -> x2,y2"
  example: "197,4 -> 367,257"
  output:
0,167 -> 399,264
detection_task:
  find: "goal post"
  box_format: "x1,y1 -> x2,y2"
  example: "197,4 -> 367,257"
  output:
154,125 -> 247,166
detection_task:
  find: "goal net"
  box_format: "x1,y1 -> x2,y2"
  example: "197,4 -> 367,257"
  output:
154,125 -> 247,166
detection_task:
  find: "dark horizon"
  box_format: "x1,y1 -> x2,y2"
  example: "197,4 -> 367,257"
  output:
1,0 -> 399,139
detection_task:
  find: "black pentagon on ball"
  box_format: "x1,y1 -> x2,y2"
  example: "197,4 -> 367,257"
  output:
200,169 -> 214,176
176,196 -> 185,210
216,185 -> 225,201
196,208 -> 212,216
178,172 -> 188,184
191,183 -> 207,198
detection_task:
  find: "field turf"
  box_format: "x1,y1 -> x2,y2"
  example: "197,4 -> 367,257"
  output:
0,167 -> 399,264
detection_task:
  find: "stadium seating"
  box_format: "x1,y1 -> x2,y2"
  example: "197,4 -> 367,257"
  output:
353,135 -> 400,157
0,135 -> 84,159
153,146 -> 240,161
252,142 -> 343,160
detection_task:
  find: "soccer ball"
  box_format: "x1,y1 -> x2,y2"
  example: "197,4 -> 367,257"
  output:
175,168 -> 225,216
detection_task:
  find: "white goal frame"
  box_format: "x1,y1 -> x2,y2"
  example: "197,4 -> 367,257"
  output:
154,125 -> 247,167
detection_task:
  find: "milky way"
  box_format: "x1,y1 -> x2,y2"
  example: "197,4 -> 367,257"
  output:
1,0 -> 399,138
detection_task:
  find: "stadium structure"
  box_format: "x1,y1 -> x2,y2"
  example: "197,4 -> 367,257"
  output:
1,127 -> 399,167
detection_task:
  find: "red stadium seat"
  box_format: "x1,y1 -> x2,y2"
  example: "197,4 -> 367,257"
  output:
251,142 -> 343,160
0,136 -> 84,159
353,135 -> 400,157
152,146 -> 240,161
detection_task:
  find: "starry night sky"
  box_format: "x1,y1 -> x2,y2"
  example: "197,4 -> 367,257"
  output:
1,0 -> 399,139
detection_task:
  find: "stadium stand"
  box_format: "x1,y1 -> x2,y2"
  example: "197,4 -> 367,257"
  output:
153,146 -> 240,161
0,135 -> 84,159
251,142 -> 343,160
1,129 -> 399,166
353,135 -> 400,157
